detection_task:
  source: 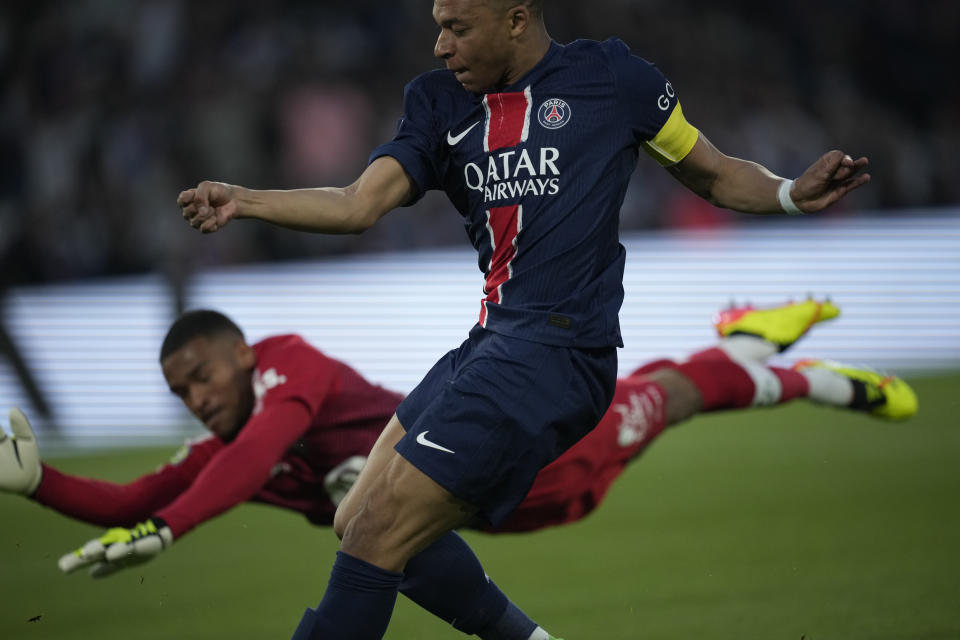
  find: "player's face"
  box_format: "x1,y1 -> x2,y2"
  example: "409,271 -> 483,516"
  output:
161,335 -> 257,442
433,0 -> 516,93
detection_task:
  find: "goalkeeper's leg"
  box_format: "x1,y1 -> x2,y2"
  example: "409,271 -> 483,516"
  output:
636,347 -> 917,426
631,296 -> 915,424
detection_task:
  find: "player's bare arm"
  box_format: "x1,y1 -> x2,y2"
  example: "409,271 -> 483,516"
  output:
178,156 -> 416,235
669,133 -> 870,214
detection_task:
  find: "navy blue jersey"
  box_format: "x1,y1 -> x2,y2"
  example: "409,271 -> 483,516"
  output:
370,38 -> 699,348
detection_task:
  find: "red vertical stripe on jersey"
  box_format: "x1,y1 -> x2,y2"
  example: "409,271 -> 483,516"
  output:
483,87 -> 532,152
479,205 -> 523,326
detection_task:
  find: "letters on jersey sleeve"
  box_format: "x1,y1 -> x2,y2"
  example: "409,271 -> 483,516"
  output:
250,335 -> 338,418
600,38 -> 699,166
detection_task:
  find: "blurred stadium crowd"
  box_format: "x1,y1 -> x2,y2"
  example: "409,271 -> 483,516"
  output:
1,0 -> 956,286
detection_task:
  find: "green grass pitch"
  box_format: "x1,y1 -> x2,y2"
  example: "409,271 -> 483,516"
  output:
2,373 -> 959,639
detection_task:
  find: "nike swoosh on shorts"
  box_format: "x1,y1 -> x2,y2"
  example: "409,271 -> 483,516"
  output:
415,431 -> 456,454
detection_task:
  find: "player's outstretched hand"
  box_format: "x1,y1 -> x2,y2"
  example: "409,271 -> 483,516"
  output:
59,518 -> 174,578
178,180 -> 238,233
790,150 -> 870,214
0,408 -> 42,496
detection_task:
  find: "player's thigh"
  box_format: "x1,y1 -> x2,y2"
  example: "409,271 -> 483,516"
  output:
333,413 -> 406,539
340,452 -> 477,571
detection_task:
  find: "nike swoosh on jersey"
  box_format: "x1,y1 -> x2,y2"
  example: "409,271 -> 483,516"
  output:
446,121 -> 480,146
415,430 -> 456,454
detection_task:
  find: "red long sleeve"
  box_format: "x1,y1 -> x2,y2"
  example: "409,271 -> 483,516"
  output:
32,437 -> 220,528
156,399 -> 313,537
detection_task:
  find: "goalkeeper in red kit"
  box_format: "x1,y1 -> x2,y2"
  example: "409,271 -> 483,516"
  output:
0,300 -> 915,625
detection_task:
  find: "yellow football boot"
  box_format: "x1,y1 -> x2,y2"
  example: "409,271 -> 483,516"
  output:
713,298 -> 840,352
793,359 -> 919,420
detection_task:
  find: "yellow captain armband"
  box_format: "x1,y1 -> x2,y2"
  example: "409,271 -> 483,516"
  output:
641,103 -> 700,167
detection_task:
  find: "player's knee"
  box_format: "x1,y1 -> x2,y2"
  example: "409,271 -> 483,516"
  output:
332,503 -> 350,540
338,485 -> 410,568
333,484 -> 376,540
646,368 -> 702,424
338,461 -> 469,569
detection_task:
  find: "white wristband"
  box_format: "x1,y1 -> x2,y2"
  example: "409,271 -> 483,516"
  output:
777,179 -> 804,215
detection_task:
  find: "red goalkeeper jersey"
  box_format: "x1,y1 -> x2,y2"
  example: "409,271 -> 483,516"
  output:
33,335 -> 402,537
33,338 -> 669,537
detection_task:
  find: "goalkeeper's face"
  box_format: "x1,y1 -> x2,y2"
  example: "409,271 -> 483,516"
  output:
161,335 -> 257,442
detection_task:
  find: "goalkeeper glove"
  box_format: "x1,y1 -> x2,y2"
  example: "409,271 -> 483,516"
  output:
59,518 -> 174,578
0,408 -> 42,495
323,455 -> 366,506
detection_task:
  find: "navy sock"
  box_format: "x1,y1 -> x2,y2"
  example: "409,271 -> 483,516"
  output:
291,551 -> 403,640
400,531 -> 538,640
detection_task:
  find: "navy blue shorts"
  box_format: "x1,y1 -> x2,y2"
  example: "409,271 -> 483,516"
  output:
395,325 -> 617,526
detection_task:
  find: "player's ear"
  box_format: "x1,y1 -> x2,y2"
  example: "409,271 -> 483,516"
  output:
508,5 -> 530,37
234,340 -> 256,370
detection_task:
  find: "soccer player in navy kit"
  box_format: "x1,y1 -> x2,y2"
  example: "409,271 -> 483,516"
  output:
177,1 -> 871,637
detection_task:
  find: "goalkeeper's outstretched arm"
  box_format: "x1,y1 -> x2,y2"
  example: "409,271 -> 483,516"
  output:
2,407 -> 200,527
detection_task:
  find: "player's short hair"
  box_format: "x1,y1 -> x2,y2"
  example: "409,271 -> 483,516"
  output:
160,309 -> 244,362
488,0 -> 543,17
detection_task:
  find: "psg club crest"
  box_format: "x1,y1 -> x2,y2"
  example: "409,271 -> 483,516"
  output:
537,98 -> 571,130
